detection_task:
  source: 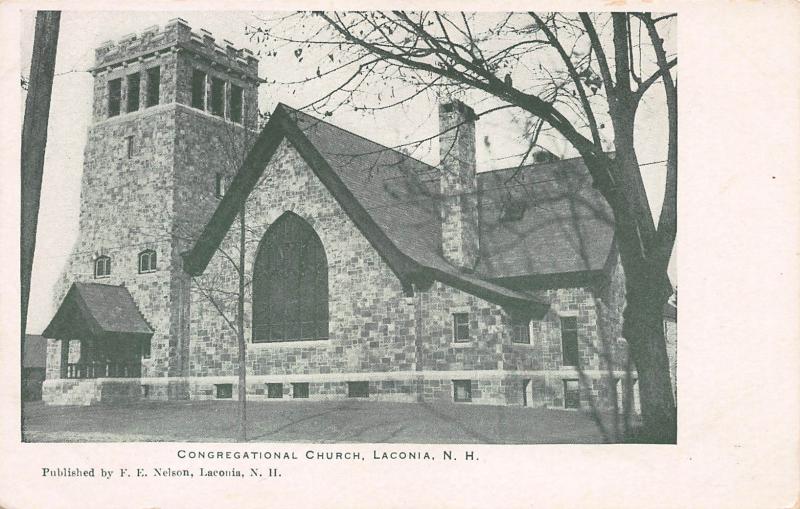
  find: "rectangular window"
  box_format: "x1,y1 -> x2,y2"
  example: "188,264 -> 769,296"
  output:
215,383 -> 233,399
108,78 -> 122,117
267,383 -> 283,399
191,69 -> 206,109
210,77 -> 225,117
126,73 -> 140,112
453,313 -> 470,342
125,136 -> 135,159
511,318 -> 531,344
141,338 -> 151,359
453,380 -> 472,402
561,316 -> 579,367
141,384 -> 150,398
564,379 -> 580,409
292,382 -> 309,399
347,381 -> 369,398
146,66 -> 160,107
230,84 -> 243,123
215,173 -> 226,198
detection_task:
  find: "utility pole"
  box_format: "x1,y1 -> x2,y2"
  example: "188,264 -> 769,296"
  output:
21,10 -> 60,385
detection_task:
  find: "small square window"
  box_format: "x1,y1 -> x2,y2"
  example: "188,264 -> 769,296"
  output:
267,383 -> 283,399
292,382 -> 309,399
453,380 -> 472,402
564,379 -> 580,409
138,250 -> 157,273
453,313 -> 470,342
511,318 -> 531,344
347,381 -> 369,398
215,383 -> 233,399
94,256 -> 111,278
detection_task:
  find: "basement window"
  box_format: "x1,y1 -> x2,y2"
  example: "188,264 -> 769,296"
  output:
453,380 -> 472,402
215,384 -> 233,399
347,381 -> 369,398
267,383 -> 283,399
210,77 -> 225,117
230,84 -> 243,123
126,72 -> 140,112
452,313 -> 470,342
292,383 -> 309,399
191,69 -> 206,109
146,66 -> 160,107
108,78 -> 122,117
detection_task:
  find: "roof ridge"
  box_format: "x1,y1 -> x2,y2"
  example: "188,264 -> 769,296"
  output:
481,155 -> 588,176
276,103 -> 441,175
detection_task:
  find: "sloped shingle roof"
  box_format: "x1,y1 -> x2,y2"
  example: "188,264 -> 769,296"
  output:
43,283 -> 154,339
476,159 -> 615,278
183,104 -> 615,309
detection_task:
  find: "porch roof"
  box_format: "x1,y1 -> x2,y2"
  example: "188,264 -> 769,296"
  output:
43,283 -> 154,339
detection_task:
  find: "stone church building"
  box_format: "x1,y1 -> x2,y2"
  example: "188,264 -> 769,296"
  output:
42,19 -> 646,411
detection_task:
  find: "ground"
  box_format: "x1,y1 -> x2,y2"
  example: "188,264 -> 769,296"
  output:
22,401 -> 629,443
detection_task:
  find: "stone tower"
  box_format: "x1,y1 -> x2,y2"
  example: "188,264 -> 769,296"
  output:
48,19 -> 260,391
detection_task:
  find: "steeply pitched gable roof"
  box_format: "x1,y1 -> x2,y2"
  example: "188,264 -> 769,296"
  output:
43,283 -> 154,339
182,104 -> 614,310
476,159 -> 615,279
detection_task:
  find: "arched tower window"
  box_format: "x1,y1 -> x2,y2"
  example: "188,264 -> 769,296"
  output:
138,249 -> 157,273
252,213 -> 328,343
94,256 -> 111,278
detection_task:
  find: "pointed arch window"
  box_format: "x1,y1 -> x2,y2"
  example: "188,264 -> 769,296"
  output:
252,213 -> 329,343
138,249 -> 157,273
94,256 -> 111,278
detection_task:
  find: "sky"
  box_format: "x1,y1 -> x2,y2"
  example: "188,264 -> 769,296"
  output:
21,11 -> 675,334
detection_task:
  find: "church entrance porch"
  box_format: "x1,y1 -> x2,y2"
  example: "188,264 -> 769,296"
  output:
42,282 -> 155,405
61,334 -> 144,379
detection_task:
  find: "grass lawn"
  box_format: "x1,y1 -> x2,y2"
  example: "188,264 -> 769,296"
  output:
22,400 -> 625,444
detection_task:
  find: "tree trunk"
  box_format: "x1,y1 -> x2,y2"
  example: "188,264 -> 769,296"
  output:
623,283 -> 676,443
237,208 -> 247,442
21,10 -> 60,342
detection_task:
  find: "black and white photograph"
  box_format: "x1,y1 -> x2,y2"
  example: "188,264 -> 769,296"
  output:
6,2 -> 800,508
21,9 -> 678,445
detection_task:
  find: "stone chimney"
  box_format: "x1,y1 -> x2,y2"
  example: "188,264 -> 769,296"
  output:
439,99 -> 479,271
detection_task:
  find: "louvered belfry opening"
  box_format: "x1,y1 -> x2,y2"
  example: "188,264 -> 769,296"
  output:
252,212 -> 329,342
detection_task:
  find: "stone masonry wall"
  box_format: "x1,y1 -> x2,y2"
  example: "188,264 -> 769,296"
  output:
189,139 -> 419,378
49,107 -> 177,380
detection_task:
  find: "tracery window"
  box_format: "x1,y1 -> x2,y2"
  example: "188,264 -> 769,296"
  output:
252,213 -> 328,342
